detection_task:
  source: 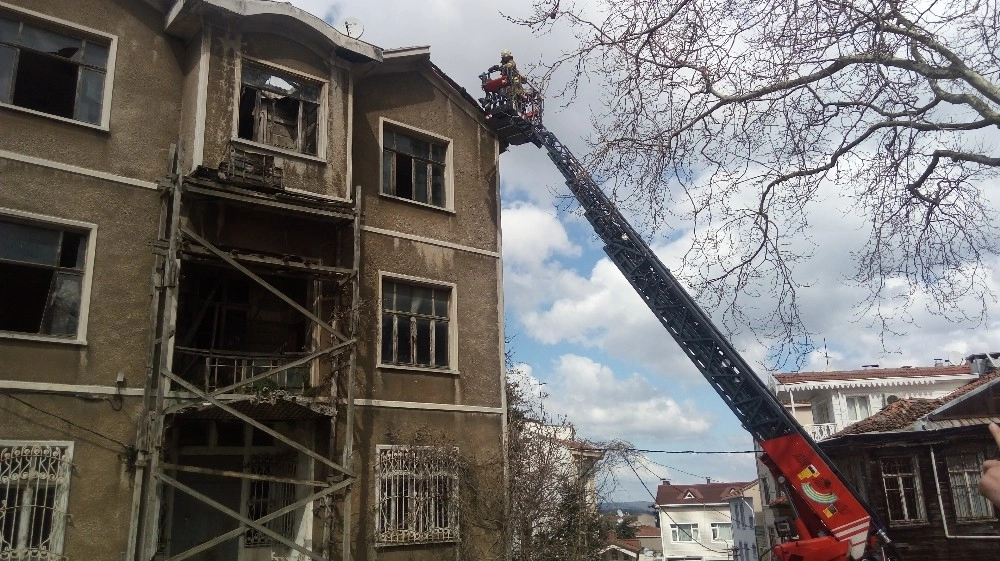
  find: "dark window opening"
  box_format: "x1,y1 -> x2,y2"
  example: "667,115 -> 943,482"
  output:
237,62 -> 321,156
0,16 -> 109,124
381,129 -> 447,207
381,279 -> 451,368
0,218 -> 87,337
173,263 -> 314,393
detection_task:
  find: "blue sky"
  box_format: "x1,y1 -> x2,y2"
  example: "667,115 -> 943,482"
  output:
289,0 -> 1000,502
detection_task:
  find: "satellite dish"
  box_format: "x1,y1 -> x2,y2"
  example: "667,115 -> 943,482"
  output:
336,17 -> 365,39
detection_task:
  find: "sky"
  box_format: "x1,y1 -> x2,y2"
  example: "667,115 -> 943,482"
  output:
287,0 -> 1000,503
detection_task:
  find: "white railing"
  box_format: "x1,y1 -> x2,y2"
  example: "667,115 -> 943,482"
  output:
173,348 -> 310,394
804,423 -> 838,441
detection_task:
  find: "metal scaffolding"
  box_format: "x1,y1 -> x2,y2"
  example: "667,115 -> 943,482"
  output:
133,145 -> 360,561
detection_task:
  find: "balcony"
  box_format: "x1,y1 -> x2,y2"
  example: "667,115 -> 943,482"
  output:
173,347 -> 310,394
803,423 -> 838,441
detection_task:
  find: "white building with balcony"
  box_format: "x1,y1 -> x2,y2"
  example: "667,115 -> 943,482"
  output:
771,363 -> 976,442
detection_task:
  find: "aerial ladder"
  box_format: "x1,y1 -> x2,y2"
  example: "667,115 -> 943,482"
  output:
479,58 -> 898,561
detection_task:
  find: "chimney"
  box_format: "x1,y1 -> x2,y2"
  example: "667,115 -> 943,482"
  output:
706,477 -> 712,484
934,358 -> 944,367
661,479 -> 670,485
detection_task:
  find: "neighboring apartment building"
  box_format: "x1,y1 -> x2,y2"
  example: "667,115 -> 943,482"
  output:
725,481 -> 763,561
772,363 -> 976,441
0,2 -> 505,561
816,365 -> 1000,561
655,480 -> 752,560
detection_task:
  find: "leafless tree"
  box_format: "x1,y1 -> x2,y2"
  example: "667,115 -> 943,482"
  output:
515,0 -> 1000,361
503,367 -> 628,561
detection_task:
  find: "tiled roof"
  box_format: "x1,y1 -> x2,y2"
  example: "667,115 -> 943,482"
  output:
655,481 -> 754,505
831,371 -> 1000,436
635,525 -> 660,538
605,532 -> 642,553
774,364 -> 971,385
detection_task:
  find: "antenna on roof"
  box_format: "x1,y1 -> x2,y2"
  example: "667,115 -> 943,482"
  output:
823,338 -> 830,371
335,17 -> 365,39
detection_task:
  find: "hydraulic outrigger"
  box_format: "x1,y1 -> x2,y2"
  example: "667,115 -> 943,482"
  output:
479,59 -> 898,561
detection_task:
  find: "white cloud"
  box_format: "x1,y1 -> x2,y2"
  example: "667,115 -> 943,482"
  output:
541,354 -> 712,441
501,202 -> 580,268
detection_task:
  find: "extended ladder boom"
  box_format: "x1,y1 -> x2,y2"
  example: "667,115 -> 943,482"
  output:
479,61 -> 894,561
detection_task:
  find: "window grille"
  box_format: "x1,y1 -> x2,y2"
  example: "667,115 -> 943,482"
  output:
880,456 -> 927,523
375,446 -> 459,546
244,454 -> 297,548
0,442 -> 73,561
946,452 -> 994,520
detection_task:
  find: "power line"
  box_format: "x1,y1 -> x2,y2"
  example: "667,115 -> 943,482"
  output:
622,454 -> 732,555
637,456 -> 735,522
1,392 -> 131,450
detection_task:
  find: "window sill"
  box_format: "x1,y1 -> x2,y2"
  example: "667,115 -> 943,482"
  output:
377,363 -> 460,376
0,103 -> 109,132
379,193 -> 456,215
0,331 -> 87,346
230,137 -> 327,164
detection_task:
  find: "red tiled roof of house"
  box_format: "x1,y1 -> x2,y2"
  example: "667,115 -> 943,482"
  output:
831,371 -> 1000,436
605,532 -> 642,553
655,481 -> 754,505
635,525 -> 660,538
774,364 -> 971,385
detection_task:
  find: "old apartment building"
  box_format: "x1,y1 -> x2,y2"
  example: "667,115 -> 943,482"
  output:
0,1 -> 506,561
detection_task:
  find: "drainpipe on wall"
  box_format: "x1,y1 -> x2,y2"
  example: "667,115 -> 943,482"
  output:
928,445 -> 1000,540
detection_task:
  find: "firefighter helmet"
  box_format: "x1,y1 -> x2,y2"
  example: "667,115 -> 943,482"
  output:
500,49 -> 513,61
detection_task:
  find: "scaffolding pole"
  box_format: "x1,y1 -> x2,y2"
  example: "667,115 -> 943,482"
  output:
135,151 -> 360,561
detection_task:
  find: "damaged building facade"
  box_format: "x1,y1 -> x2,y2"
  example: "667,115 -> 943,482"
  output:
0,1 -> 506,560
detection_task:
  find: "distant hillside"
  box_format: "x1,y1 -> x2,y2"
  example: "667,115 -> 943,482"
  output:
599,500 -> 657,514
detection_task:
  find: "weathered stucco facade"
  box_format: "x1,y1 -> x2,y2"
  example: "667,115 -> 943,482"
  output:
0,2 -> 505,560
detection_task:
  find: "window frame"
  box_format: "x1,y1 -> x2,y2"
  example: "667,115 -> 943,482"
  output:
379,118 -> 455,212
231,56 -> 328,162
0,207 -> 97,345
0,2 -> 116,130
669,523 -> 699,543
0,440 -> 74,559
374,445 -> 460,547
710,522 -> 733,542
377,272 -> 458,374
946,450 -> 995,521
844,395 -> 871,423
879,455 -> 928,524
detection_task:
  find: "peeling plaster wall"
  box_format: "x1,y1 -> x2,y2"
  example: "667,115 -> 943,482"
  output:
348,60 -> 505,561
199,22 -> 352,198
0,0 -> 184,181
347,408 -> 505,561
354,69 -> 501,252
0,160 -> 159,387
0,394 -> 144,561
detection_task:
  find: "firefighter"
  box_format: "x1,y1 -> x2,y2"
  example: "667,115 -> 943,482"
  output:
489,49 -> 525,102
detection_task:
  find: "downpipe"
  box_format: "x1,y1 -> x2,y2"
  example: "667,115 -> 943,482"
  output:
928,444 -> 1000,540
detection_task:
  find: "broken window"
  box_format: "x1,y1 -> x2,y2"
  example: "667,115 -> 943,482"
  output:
382,128 -> 448,207
0,14 -> 110,124
380,279 -> 451,369
375,446 -> 459,546
0,442 -> 73,559
238,61 -> 320,156
879,456 -> 927,523
947,452 -> 994,520
0,216 -> 90,338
